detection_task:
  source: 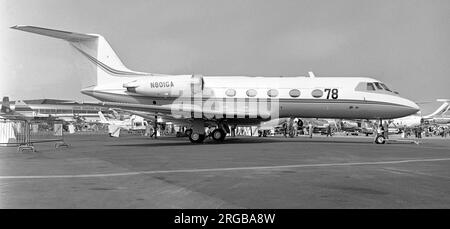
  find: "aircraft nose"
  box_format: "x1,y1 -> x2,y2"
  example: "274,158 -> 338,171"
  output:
402,98 -> 420,114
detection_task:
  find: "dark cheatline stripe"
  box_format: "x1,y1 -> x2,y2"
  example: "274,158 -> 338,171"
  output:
90,90 -> 410,108
71,45 -> 148,76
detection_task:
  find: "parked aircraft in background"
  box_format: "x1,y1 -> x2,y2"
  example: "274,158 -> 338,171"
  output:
1,97 -> 35,120
98,111 -> 147,137
1,97 -> 69,145
13,25 -> 420,144
391,99 -> 450,128
1,96 -> 109,122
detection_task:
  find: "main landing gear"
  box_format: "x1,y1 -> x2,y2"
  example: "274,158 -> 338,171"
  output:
186,120 -> 229,144
211,128 -> 226,142
189,132 -> 205,144
187,129 -> 226,143
187,128 -> 227,143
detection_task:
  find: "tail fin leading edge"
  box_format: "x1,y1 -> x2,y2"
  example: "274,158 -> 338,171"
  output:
98,111 -> 109,123
1,97 -> 12,113
424,99 -> 450,118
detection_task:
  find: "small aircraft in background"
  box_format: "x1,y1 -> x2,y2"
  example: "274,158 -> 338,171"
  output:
98,111 -> 147,137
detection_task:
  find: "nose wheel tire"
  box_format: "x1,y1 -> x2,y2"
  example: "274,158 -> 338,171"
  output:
189,132 -> 205,143
375,135 -> 386,144
212,129 -> 226,142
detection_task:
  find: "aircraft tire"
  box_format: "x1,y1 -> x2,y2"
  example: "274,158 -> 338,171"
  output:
375,135 -> 386,144
189,132 -> 205,144
185,129 -> 193,136
212,129 -> 226,142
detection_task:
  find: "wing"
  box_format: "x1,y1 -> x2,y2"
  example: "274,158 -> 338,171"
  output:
112,108 -> 189,125
83,101 -> 272,120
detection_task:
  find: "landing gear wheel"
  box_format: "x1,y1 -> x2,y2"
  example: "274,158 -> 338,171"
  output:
375,135 -> 386,144
212,129 -> 226,142
189,132 -> 205,143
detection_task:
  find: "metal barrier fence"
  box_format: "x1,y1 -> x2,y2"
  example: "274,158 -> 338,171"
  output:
0,118 -> 68,152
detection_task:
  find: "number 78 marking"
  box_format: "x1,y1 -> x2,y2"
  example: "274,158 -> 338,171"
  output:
324,88 -> 339,99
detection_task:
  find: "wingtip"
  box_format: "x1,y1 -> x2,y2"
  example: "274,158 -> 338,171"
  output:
10,25 -> 29,30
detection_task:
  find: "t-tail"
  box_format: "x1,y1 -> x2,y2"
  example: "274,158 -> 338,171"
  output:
98,111 -> 109,123
423,99 -> 450,119
1,97 -> 12,114
10,25 -> 151,88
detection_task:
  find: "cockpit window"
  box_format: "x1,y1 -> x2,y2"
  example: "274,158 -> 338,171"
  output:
355,81 -> 398,95
366,83 -> 375,91
373,82 -> 383,90
380,83 -> 392,92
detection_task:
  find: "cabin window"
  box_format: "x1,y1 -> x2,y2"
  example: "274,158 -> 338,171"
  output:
289,89 -> 301,97
311,89 -> 323,98
366,83 -> 376,91
267,89 -> 279,97
246,89 -> 257,97
225,89 -> 236,97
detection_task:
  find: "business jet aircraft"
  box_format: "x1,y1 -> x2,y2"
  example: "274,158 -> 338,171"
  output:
12,25 -> 420,144
391,99 -> 450,128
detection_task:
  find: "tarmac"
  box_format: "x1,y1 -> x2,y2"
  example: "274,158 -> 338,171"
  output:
0,133 -> 449,208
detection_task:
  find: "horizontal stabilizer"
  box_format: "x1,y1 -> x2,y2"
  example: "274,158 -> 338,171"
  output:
11,25 -> 97,42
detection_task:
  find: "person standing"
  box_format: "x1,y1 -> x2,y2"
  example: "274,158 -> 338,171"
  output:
308,123 -> 313,138
145,122 -> 151,137
292,120 -> 298,137
326,124 -> 332,137
282,122 -> 288,138
383,121 -> 389,139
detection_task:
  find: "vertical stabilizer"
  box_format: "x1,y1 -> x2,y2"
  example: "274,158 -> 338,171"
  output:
1,97 -> 11,113
11,25 -> 150,87
423,99 -> 450,118
98,111 -> 109,123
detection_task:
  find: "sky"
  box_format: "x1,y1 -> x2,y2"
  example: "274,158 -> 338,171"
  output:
0,0 -> 449,114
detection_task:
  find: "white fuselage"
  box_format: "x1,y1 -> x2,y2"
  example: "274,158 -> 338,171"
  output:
82,75 -> 419,123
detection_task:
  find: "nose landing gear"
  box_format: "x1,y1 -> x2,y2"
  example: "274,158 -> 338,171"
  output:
189,132 -> 205,144
374,118 -> 387,144
375,135 -> 386,144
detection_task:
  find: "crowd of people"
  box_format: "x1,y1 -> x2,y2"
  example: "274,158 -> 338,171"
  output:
141,119 -> 449,140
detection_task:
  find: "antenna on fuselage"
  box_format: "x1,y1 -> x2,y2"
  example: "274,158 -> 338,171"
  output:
308,72 -> 316,78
